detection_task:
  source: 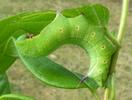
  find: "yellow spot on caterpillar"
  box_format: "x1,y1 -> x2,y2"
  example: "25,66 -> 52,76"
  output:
59,28 -> 64,33
91,32 -> 96,37
75,25 -> 80,31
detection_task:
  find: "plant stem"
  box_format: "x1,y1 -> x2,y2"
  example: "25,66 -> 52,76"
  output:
104,0 -> 129,100
118,0 -> 129,43
104,88 -> 109,100
110,0 -> 129,76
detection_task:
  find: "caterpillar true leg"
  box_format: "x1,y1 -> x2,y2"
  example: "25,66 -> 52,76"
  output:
26,33 -> 34,39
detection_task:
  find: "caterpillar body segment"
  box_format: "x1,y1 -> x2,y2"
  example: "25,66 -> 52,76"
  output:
16,13 -> 117,87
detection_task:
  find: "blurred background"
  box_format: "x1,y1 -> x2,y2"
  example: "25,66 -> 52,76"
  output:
0,0 -> 131,100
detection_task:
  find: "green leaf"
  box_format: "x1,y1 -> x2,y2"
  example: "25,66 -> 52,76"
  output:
81,4 -> 110,26
0,94 -> 35,100
62,4 -> 109,26
0,73 -> 11,95
18,54 -> 98,89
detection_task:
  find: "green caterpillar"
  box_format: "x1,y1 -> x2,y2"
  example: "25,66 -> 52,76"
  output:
15,12 -> 117,87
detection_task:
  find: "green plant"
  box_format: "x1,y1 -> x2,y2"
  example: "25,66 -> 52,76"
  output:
0,0 -> 129,100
